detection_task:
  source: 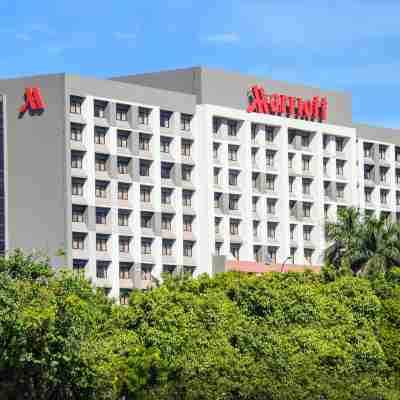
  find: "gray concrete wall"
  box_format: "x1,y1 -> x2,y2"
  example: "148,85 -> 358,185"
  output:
354,123 -> 400,146
113,66 -> 353,126
0,74 -> 68,266
68,75 -> 196,114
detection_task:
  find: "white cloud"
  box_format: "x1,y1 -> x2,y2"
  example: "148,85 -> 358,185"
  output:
202,32 -> 240,43
113,32 -> 136,40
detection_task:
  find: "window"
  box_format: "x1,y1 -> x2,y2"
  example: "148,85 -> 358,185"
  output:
119,263 -> 131,279
96,208 -> 108,225
253,221 -> 259,238
141,265 -> 152,280
96,236 -> 108,252
70,123 -> 83,141
252,197 -> 258,213
138,107 -> 151,126
71,152 -> 83,169
160,137 -> 170,153
302,179 -> 311,195
303,226 -> 312,241
181,114 -> 192,131
181,140 -> 192,157
139,134 -> 151,151
70,96 -> 83,114
213,143 -> 219,159
252,173 -> 259,189
324,182 -> 331,197
323,158 -> 329,174
214,168 -> 220,185
141,239 -> 152,255
289,177 -> 295,193
323,135 -> 329,150
229,194 -> 240,210
183,241 -> 194,257
290,248 -> 296,264
266,175 -> 275,191
364,143 -> 373,158
230,219 -> 239,235
290,224 -> 296,241
96,262 -> 109,279
139,160 -> 150,176
251,124 -> 257,142
213,117 -> 221,134
228,145 -> 239,161
266,150 -> 275,167
227,120 -> 238,137
160,110 -> 172,128
324,205 -> 329,219
140,186 -> 151,203
289,200 -> 297,218
118,184 -> 129,200
267,223 -> 276,240
118,158 -> 130,175
95,181 -> 107,198
182,165 -> 192,181
303,202 -> 311,218
73,260 -> 86,277
72,206 -> 85,223
161,163 -> 172,179
288,130 -> 296,146
95,126 -> 107,145
120,291 -> 130,305
397,192 -> 400,206
215,218 -> 221,234
301,134 -> 310,148
116,104 -> 129,121
214,192 -> 222,209
251,148 -> 258,164
229,170 -> 239,186
117,131 -> 129,148
396,171 -> 400,184
288,153 -> 294,169
162,214 -> 173,231
118,211 -> 129,226
94,100 -> 107,118
266,126 -> 274,143
72,233 -> 85,250
95,155 -> 107,172
119,237 -> 130,253
267,247 -> 277,264
162,240 -> 173,256
161,188 -> 172,205
364,165 -> 374,180
304,249 -> 313,264
72,179 -> 84,196
336,160 -> 344,176
302,157 -> 310,172
230,244 -> 240,260
396,148 -> 400,162
215,243 -> 222,256
267,198 -> 276,215
379,145 -> 387,160
141,212 -> 153,228
183,216 -> 193,232
336,137 -> 344,152
183,190 -> 193,207
380,167 -> 388,184
381,190 -> 388,205
337,184 -> 345,199
365,188 -> 372,203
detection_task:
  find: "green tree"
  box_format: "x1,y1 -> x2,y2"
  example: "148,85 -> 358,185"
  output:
325,207 -> 400,277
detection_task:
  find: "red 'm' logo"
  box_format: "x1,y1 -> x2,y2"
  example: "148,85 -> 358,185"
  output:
19,87 -> 46,115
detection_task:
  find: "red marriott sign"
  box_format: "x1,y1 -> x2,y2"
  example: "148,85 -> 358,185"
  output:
19,87 -> 46,116
247,85 -> 328,123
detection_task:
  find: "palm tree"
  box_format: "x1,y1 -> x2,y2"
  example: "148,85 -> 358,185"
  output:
325,207 -> 400,276
325,207 -> 362,270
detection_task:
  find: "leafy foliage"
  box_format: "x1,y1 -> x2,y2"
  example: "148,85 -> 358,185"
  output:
0,252 -> 399,399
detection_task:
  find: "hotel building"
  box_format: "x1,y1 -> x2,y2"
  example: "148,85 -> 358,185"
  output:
0,67 -> 399,301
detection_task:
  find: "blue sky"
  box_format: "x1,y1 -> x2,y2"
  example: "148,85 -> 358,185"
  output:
0,0 -> 399,127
